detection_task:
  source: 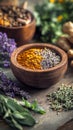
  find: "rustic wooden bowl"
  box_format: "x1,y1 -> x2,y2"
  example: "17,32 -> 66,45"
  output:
10,43 -> 68,88
0,9 -> 36,46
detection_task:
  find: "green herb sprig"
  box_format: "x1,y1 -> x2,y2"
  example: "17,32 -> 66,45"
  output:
47,84 -> 73,111
0,94 -> 45,130
22,98 -> 46,114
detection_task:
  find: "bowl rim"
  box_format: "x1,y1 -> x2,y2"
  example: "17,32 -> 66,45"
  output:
0,8 -> 35,29
11,43 -> 68,73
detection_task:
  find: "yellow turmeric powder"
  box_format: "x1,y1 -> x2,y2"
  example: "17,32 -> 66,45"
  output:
17,48 -> 43,70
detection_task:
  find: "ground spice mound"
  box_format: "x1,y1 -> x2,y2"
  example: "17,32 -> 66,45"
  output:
17,48 -> 61,70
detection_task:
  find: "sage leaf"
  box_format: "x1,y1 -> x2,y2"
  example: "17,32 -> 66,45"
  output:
15,112 -> 36,126
11,116 -> 23,130
0,94 -> 36,130
7,98 -> 29,113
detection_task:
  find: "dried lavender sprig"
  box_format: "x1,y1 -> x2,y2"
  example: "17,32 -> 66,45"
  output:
0,71 -> 30,99
0,32 -> 16,67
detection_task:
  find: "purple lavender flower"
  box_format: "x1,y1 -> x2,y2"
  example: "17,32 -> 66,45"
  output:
20,90 -> 29,98
2,33 -> 8,42
9,45 -> 16,55
0,32 -> 2,42
0,71 -> 8,82
6,92 -> 15,98
3,60 -> 10,67
8,38 -> 15,45
13,86 -> 20,94
0,32 -> 16,67
0,71 -> 30,99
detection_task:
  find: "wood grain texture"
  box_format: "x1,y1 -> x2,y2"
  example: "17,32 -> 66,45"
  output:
57,119 -> 73,130
10,43 -> 68,88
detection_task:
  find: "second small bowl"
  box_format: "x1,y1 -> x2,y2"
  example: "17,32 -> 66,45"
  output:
10,43 -> 68,88
0,6 -> 36,46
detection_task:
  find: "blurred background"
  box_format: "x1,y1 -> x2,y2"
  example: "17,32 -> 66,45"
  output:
0,0 -> 73,44
0,0 -> 43,10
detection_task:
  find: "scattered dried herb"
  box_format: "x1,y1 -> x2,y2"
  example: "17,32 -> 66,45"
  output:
0,94 -> 45,130
17,48 -> 61,70
47,84 -> 73,111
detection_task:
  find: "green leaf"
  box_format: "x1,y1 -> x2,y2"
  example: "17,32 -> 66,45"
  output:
7,98 -> 29,113
3,109 -> 11,119
11,116 -> 23,130
31,100 -> 46,114
0,95 -> 36,129
22,99 -> 46,114
17,112 -> 36,126
13,111 -> 25,120
12,111 -> 36,126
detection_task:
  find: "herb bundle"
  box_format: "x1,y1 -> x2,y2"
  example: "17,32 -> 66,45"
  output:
0,94 -> 45,130
0,71 -> 30,99
47,84 -> 73,111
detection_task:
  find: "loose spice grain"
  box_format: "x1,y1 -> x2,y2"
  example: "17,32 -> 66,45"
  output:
17,48 -> 42,70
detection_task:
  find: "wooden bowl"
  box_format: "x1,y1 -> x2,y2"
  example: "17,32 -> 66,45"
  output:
0,9 -> 36,46
10,43 -> 68,88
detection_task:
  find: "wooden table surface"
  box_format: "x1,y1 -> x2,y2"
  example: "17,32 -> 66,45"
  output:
58,119 -> 73,130
0,66 -> 73,130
